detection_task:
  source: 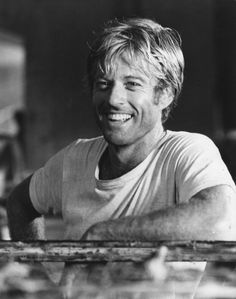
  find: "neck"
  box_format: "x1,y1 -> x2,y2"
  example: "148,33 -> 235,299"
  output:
99,126 -> 165,180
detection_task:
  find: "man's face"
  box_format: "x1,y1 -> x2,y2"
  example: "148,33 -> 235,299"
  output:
92,55 -> 164,148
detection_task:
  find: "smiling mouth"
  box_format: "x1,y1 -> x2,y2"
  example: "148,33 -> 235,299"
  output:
101,113 -> 133,122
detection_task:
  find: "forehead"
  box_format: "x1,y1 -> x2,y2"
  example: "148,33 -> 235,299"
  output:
96,52 -> 155,80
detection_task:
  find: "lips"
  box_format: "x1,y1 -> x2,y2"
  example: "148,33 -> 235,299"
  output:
98,111 -> 133,123
107,113 -> 132,122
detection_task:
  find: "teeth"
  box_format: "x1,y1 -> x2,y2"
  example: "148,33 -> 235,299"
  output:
108,114 -> 132,121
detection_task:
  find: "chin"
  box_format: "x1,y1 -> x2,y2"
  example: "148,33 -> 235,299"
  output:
103,132 -> 129,146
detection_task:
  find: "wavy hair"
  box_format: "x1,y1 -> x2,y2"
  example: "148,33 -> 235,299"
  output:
87,18 -> 184,123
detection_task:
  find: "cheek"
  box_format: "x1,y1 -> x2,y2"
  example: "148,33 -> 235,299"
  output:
134,93 -> 159,114
92,94 -> 103,108
141,100 -> 161,125
93,90 -> 111,104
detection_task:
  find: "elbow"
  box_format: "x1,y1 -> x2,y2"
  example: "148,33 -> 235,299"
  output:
212,222 -> 236,241
213,215 -> 236,241
6,189 -> 45,241
211,198 -> 236,241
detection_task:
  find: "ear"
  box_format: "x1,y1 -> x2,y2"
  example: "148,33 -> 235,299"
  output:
154,86 -> 174,109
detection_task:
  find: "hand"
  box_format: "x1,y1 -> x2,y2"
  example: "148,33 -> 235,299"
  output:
81,222 -> 108,241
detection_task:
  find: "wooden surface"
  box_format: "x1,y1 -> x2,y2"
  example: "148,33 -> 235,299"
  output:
0,241 -> 236,298
0,240 -> 236,262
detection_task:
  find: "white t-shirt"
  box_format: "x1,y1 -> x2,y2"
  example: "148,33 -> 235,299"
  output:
29,130 -> 235,239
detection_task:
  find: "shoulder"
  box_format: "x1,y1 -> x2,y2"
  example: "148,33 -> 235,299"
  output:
73,136 -> 106,149
162,130 -> 223,173
164,131 -> 219,157
65,136 -> 106,159
167,132 -> 236,202
58,136 -> 107,177
166,130 -> 216,147
31,136 -> 106,185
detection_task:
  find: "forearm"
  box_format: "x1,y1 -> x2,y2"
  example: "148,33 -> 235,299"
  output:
7,196 -> 45,240
84,187 -> 236,241
85,204 -> 214,241
8,213 -> 45,240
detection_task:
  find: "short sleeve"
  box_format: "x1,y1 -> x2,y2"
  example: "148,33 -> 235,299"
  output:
175,134 -> 236,203
29,148 -> 65,215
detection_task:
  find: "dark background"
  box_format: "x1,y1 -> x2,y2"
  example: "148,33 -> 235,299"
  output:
0,0 -> 235,173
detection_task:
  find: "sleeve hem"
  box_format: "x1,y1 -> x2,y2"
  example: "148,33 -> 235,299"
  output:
180,181 -> 236,203
29,169 -> 45,215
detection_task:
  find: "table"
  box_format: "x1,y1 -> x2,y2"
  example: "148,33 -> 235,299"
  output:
0,240 -> 236,298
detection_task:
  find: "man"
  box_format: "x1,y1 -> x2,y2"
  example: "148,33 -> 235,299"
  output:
7,17 -> 236,295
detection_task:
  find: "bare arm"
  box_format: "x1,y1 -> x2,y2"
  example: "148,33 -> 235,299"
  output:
82,185 -> 236,241
61,185 -> 236,295
6,175 -> 45,240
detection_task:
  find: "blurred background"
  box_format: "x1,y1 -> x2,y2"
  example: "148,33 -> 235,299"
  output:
0,0 -> 235,237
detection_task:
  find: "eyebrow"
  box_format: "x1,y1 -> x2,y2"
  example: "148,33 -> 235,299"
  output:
123,75 -> 146,83
94,74 -> 147,83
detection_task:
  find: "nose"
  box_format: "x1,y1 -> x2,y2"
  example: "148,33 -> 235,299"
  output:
107,83 -> 125,106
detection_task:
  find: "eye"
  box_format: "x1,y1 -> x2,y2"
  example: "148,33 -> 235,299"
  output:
94,80 -> 111,91
125,81 -> 142,90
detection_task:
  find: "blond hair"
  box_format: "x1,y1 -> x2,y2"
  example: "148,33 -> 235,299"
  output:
87,18 -> 184,123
